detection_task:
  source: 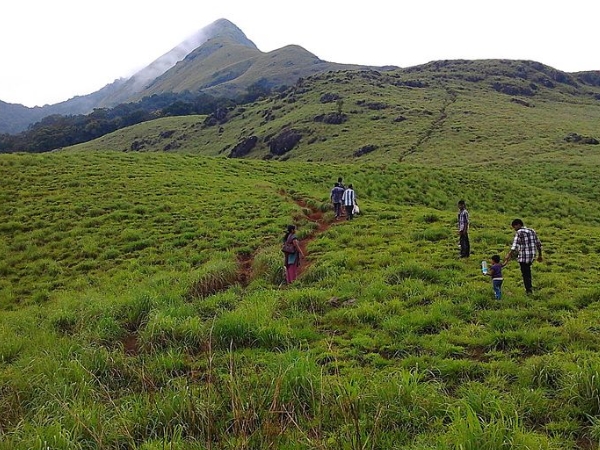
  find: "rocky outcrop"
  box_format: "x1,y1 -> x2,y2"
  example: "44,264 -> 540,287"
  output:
269,129 -> 302,155
229,136 -> 258,158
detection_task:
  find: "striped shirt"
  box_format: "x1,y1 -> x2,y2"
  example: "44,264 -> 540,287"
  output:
511,227 -> 542,263
458,209 -> 469,232
342,188 -> 355,206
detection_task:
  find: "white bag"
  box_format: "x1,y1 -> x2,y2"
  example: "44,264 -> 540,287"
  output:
352,204 -> 360,215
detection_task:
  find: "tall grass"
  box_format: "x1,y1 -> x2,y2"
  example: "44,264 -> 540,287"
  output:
1,151 -> 600,447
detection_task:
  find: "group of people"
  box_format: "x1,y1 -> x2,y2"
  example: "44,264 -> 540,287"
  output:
283,192 -> 544,294
283,177 -> 357,284
457,200 -> 543,299
330,177 -> 358,221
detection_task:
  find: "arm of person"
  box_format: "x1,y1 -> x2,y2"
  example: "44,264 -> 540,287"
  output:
293,238 -> 305,257
458,214 -> 466,234
503,233 -> 519,264
503,249 -> 517,265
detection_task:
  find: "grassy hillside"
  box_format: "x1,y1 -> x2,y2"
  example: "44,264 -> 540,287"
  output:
70,60 -> 600,167
2,149 -> 600,448
125,36 -> 368,103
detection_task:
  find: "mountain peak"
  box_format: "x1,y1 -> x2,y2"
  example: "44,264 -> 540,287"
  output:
122,19 -> 257,95
188,18 -> 258,51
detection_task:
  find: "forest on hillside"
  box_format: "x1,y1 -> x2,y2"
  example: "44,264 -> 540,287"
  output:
0,82 -> 274,154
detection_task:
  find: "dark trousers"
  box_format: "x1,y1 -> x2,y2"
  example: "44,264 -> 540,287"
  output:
345,205 -> 353,220
333,202 -> 342,218
519,262 -> 533,293
459,233 -> 470,257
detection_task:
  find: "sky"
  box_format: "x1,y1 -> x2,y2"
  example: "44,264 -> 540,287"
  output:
2,0 -> 599,107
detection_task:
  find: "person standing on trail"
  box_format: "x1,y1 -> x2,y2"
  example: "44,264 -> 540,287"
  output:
330,182 -> 345,220
503,218 -> 543,295
457,200 -> 470,258
337,177 -> 346,217
282,225 -> 304,284
342,184 -> 356,220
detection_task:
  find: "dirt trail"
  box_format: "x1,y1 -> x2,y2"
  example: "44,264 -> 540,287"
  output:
235,196 -> 335,286
293,199 -> 332,277
124,197 -> 336,355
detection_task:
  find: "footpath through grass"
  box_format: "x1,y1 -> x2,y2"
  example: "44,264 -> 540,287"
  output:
2,151 -> 600,449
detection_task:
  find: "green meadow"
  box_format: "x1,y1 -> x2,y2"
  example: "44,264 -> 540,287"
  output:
2,148 -> 600,449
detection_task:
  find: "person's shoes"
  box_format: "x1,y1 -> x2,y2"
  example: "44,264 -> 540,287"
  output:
526,290 -> 533,296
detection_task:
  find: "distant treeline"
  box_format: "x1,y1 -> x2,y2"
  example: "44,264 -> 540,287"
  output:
0,82 -> 272,153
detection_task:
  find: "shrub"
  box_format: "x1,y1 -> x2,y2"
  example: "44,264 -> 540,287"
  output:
283,288 -> 330,314
276,350 -> 321,412
187,254 -> 239,299
385,263 -> 441,284
569,360 -> 600,420
117,292 -> 153,331
444,405 -> 553,449
212,293 -> 291,350
141,312 -> 207,353
252,246 -> 286,286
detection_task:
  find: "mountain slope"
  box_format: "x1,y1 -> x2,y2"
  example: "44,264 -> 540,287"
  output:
68,59 -> 600,167
127,38 -> 369,101
95,19 -> 260,107
0,19 -> 378,134
3,149 -> 600,447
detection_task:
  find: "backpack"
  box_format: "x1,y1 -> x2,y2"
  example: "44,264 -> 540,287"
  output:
281,235 -> 296,253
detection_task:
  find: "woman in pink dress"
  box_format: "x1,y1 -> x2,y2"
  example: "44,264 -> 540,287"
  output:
282,225 -> 304,284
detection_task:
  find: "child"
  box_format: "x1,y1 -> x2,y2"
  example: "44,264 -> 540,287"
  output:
486,255 -> 504,299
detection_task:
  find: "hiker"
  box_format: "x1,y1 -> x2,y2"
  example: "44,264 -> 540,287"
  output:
337,177 -> 346,216
457,200 -> 470,258
330,182 -> 345,220
485,255 -> 505,299
342,183 -> 356,220
503,218 -> 543,295
282,225 -> 304,284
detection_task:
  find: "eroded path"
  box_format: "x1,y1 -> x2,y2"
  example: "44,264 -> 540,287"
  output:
125,196 -> 337,354
236,195 -> 335,287
293,198 -> 332,278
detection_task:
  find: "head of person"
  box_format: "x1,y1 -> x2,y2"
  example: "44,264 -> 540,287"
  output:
458,200 -> 466,210
284,224 -> 296,241
491,255 -> 501,264
338,177 -> 343,183
348,183 -> 353,189
511,218 -> 524,230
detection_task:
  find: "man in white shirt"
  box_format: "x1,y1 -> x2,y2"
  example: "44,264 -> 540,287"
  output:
342,184 -> 356,220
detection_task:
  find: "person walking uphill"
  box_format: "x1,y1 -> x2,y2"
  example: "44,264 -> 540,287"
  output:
457,200 -> 470,258
330,182 -> 345,220
342,184 -> 356,220
282,225 -> 305,284
503,218 -> 543,295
